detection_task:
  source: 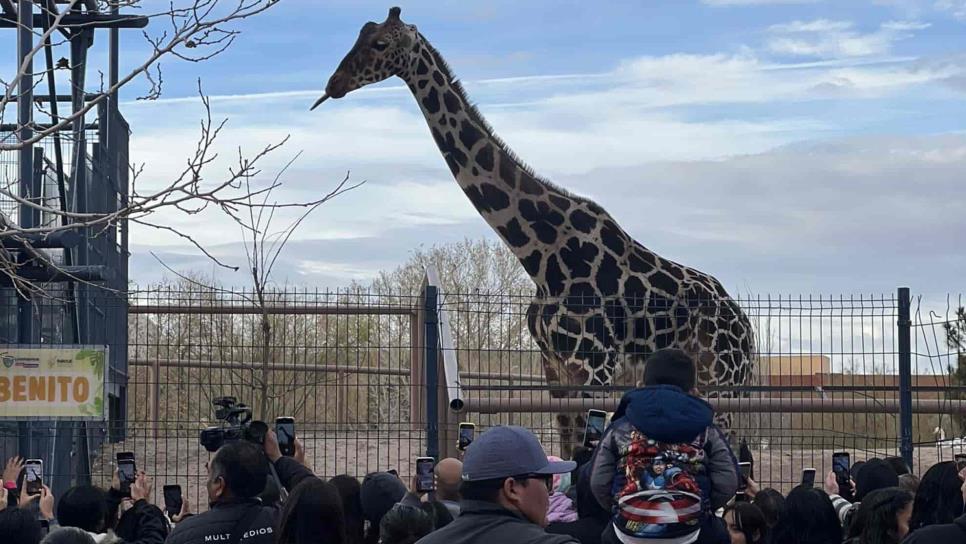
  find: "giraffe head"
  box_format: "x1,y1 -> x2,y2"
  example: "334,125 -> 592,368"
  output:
310,7 -> 418,110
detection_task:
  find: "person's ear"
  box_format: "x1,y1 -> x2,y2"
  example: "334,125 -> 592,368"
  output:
502,477 -> 523,504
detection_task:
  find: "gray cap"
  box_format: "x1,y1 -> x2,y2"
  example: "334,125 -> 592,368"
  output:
461,425 -> 576,482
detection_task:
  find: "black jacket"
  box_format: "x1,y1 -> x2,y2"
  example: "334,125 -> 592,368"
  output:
165,499 -> 275,544
903,514 -> 966,543
114,499 -> 169,544
415,500 -> 579,544
272,456 -> 314,491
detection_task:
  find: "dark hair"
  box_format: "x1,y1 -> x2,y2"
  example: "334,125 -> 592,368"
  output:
723,502 -> 769,544
378,504 -> 434,544
274,478 -> 346,544
910,461 -> 965,531
460,477 -> 506,503
855,458 -> 900,501
642,348 -> 696,391
330,475 -> 364,544
897,474 -> 919,495
845,487 -> 913,544
57,485 -> 108,532
752,488 -> 786,527
420,501 -> 454,529
0,506 -> 44,544
770,486 -> 842,544
40,527 -> 96,544
883,456 -> 910,476
210,440 -> 268,499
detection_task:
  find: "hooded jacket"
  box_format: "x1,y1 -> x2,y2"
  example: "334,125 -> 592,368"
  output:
165,498 -> 276,544
589,385 -> 738,513
902,512 -> 966,543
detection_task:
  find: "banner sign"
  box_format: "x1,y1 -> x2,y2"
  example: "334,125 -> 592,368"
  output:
0,346 -> 107,419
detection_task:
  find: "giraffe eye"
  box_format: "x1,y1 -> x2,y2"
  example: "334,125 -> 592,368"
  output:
373,40 -> 389,51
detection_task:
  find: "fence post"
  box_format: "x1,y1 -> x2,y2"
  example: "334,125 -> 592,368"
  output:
898,287 -> 913,468
424,285 -> 440,461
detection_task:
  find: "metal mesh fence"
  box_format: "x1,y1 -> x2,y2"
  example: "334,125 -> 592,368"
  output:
1,285 -> 963,507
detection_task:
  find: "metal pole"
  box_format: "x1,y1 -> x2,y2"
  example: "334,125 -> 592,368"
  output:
424,285 -> 439,461
898,287 -> 914,468
16,0 -> 34,461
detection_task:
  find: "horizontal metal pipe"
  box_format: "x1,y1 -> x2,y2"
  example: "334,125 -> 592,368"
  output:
129,304 -> 416,316
461,397 -> 966,414
128,358 -> 409,377
0,13 -> 148,28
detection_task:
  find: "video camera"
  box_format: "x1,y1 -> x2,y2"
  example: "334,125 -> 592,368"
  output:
199,396 -> 269,452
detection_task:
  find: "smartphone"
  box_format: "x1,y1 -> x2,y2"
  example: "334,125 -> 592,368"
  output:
955,453 -> 966,472
738,461 -> 752,487
583,409 -> 607,447
802,467 -> 816,488
458,422 -> 476,451
415,457 -> 435,493
116,452 -> 136,496
163,485 -> 183,517
734,490 -> 747,502
24,459 -> 43,495
275,417 -> 296,457
833,451 -> 851,486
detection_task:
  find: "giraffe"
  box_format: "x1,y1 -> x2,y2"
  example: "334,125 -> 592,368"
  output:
313,7 -> 756,454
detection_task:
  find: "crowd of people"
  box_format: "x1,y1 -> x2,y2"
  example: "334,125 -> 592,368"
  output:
3,348 -> 966,544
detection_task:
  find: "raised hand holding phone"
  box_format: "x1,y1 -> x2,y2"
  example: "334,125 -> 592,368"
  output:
275,417 -> 296,457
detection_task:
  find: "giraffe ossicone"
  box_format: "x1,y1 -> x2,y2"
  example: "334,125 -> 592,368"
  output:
314,7 -> 756,455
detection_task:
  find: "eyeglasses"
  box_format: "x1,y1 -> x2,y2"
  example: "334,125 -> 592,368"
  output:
511,473 -> 553,493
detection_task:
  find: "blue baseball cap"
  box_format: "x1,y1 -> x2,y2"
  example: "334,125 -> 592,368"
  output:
461,425 -> 576,482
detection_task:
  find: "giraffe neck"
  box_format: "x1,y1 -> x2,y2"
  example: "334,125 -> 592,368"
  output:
401,35 -> 618,291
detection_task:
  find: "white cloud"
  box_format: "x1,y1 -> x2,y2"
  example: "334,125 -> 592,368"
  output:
936,0 -> 966,20
702,0 -> 822,5
766,18 -> 929,58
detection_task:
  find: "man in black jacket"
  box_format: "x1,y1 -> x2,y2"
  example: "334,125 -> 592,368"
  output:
166,441 -> 275,544
416,425 -> 580,544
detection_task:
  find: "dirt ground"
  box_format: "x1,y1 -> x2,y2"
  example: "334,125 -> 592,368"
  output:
90,429 -> 964,512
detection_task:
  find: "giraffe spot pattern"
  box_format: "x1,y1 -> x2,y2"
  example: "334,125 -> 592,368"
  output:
430,127 -> 466,176
416,58 -> 429,75
459,120 -> 484,151
433,71 -> 445,86
600,221 -> 626,256
498,150 -> 517,189
549,194 -> 572,212
480,183 -> 510,211
518,171 -> 545,196
595,253 -> 621,295
443,90 -> 462,114
560,238 -> 599,279
475,144 -> 494,172
422,87 -> 440,113
570,209 -> 597,234
545,255 -> 565,296
497,218 -> 529,248
521,250 -> 542,277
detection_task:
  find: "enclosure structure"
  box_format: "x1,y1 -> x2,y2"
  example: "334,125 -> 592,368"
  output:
19,273 -> 948,508
0,1 -> 145,494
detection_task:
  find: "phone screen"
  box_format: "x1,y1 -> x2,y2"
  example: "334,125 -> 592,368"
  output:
458,424 -> 475,450
833,452 -> 851,485
802,468 -> 816,488
163,485 -> 183,516
584,410 -> 607,447
416,457 -> 435,492
117,452 -> 136,496
276,418 -> 296,457
25,460 -> 42,494
738,462 -> 752,483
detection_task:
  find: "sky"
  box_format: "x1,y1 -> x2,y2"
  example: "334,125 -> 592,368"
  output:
1,0 -> 965,304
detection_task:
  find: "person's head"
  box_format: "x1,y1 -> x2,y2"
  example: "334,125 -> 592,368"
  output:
434,458 -> 462,502
360,472 -> 407,539
40,527 -> 96,544
910,461 -> 965,530
898,473 -> 919,496
57,485 -> 109,533
723,502 -> 769,544
752,488 -> 786,528
845,487 -> 913,544
459,425 -> 576,527
378,504 -> 434,544
330,475 -> 364,544
0,506 -> 44,544
275,477 -> 346,544
207,440 -> 269,503
642,348 -> 696,392
770,486 -> 842,544
855,458 -> 900,501
883,456 -> 911,476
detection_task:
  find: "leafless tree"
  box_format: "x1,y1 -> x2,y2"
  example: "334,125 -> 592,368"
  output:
0,0 -> 305,296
